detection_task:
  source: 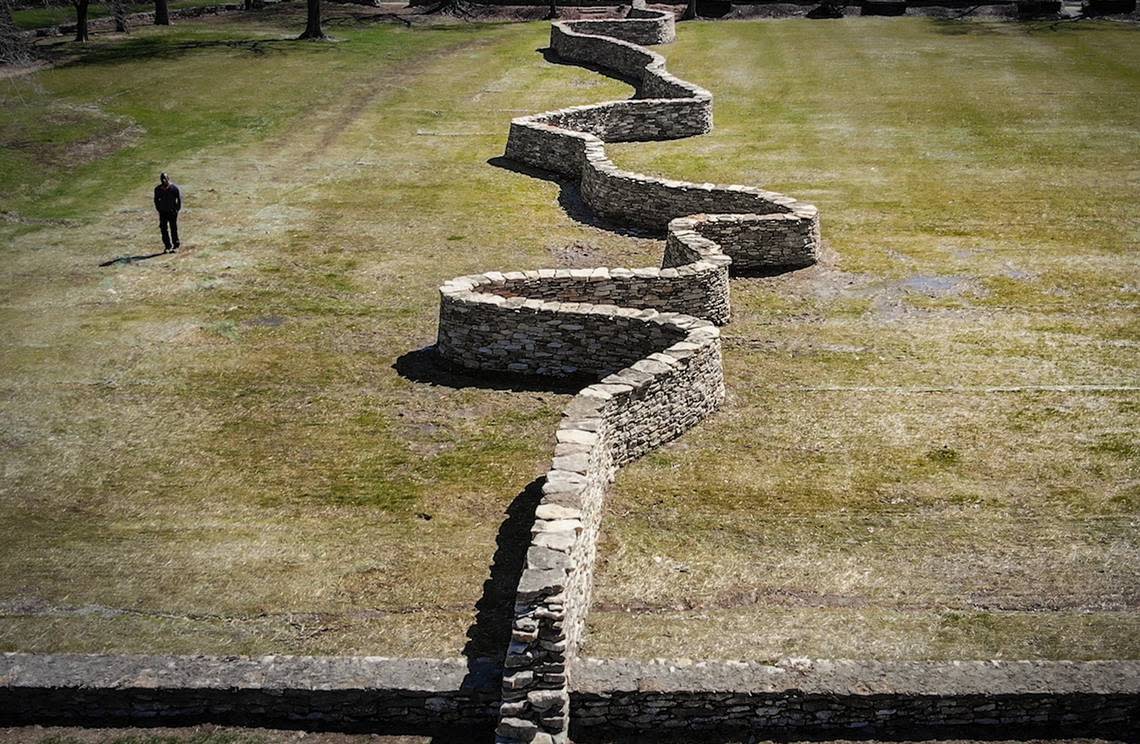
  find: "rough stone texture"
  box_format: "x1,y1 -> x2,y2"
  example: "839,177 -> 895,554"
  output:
569,658 -> 1140,734
0,654 -> 499,730
438,7 -> 819,743
3,654 -> 1137,736
504,8 -> 820,253
13,6 -> 1132,743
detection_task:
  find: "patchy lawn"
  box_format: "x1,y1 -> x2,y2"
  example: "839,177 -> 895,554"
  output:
0,10 -> 1136,661
587,17 -> 1140,660
0,7 -> 638,657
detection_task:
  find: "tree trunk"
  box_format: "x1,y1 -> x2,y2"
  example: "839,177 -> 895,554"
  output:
112,0 -> 128,31
73,0 -> 89,41
243,0 -> 253,10
545,0 -> 558,18
154,0 -> 170,25
298,0 -> 325,39
681,0 -> 698,20
1,0 -> 35,64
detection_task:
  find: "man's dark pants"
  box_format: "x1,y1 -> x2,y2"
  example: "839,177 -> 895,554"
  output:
159,211 -> 179,250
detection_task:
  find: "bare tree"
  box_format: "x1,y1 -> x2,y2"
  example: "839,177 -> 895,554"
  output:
155,0 -> 171,25
73,0 -> 90,41
1,0 -> 35,64
682,0 -> 698,20
298,0 -> 326,39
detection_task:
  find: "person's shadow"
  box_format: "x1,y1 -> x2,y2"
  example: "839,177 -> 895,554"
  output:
98,251 -> 168,267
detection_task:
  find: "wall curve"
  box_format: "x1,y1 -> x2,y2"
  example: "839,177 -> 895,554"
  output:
434,7 -> 822,743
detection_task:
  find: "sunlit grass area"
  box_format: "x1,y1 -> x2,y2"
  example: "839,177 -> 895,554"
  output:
588,17 -> 1140,660
0,7 -> 638,656
0,10 -> 1136,659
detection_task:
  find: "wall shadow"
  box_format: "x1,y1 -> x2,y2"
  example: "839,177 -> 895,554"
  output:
538,45 -> 643,94
487,156 -> 661,239
394,348 -> 587,744
394,345 -> 588,395
54,36 -> 314,69
462,477 -> 545,666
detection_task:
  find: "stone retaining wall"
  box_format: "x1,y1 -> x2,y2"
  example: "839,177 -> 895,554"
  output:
570,658 -> 1140,735
4,654 -> 1137,736
0,654 -> 498,730
436,7 -> 821,742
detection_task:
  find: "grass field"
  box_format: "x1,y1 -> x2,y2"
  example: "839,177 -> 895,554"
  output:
588,18 -> 1140,660
0,8 -> 1136,660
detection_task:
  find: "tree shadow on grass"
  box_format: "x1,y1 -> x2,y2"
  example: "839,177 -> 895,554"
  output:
53,35 -> 326,68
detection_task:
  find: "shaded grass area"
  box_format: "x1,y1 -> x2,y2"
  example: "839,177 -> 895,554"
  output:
11,0 -> 224,31
0,10 -> 642,655
588,18 -> 1140,660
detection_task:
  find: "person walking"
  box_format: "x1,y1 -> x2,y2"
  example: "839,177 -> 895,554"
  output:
154,172 -> 182,253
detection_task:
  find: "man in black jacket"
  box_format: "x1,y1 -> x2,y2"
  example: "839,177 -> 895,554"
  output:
154,172 -> 182,253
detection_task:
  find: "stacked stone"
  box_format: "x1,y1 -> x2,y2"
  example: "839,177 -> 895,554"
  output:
569,658 -> 1140,734
438,7 -> 824,742
437,279 -> 692,378
545,99 -> 711,143
493,322 -> 726,744
0,654 -> 500,728
4,654 -> 1137,734
560,14 -> 674,47
504,12 -> 821,247
674,209 -> 822,275
441,260 -> 730,330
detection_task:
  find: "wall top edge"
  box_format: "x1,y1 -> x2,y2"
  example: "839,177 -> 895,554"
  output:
5,653 -> 1137,696
0,653 -> 498,692
571,657 -> 1140,695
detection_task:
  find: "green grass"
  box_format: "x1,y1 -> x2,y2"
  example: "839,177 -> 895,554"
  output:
0,10 -> 1137,660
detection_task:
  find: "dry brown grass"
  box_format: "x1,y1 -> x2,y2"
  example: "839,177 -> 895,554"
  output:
1,13 -> 1136,661
586,18 -> 1139,661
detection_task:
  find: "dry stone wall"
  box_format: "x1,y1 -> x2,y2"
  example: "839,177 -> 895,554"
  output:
570,658 -> 1140,735
4,7 -> 1139,741
0,654 -> 499,730
3,654 -> 1137,736
435,7 -> 821,743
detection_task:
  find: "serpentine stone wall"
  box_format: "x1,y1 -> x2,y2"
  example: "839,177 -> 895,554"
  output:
435,7 -> 821,743
3,8 -> 1137,741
